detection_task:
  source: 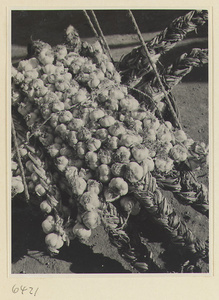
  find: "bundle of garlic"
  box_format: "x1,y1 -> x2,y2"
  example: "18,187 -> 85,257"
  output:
11,24 -> 208,269
12,113 -> 78,254
119,10 -> 208,84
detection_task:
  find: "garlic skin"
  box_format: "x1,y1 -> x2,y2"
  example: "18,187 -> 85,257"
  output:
79,191 -> 101,211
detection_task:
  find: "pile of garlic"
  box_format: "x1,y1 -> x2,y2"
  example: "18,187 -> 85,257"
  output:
12,28 -> 207,251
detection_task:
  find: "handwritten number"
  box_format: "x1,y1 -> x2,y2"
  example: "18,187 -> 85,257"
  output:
20,285 -> 28,294
12,285 -> 39,296
34,287 -> 39,296
12,284 -> 19,293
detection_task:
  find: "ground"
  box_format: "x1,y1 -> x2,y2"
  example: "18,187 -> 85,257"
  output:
11,10 -> 209,274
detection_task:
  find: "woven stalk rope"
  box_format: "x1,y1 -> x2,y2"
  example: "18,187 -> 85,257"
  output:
155,171 -> 209,216
119,10 -> 208,83
132,172 -> 208,259
102,202 -> 164,272
136,48 -> 208,101
134,48 -> 208,126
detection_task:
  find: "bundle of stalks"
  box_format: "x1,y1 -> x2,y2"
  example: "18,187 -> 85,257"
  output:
119,10 -> 208,84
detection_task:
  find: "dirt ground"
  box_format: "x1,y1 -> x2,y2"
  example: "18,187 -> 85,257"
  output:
11,10 -> 209,274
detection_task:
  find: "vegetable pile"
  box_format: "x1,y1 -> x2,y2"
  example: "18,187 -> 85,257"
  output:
11,11 -> 209,273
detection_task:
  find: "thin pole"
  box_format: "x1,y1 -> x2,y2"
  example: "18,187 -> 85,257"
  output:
12,118 -> 30,202
90,10 -> 114,63
127,10 -> 182,130
83,10 -> 100,40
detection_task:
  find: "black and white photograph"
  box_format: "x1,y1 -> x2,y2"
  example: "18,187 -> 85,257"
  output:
11,9 -> 209,275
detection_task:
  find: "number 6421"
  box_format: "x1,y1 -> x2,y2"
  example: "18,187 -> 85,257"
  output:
12,285 -> 39,296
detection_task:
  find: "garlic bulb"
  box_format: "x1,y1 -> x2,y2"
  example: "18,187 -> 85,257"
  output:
42,215 -> 55,234
89,109 -> 105,121
87,138 -> 101,152
35,184 -> 46,197
98,164 -> 111,183
68,131 -> 78,146
87,179 -> 102,195
99,115 -> 116,127
72,176 -> 87,195
85,151 -> 99,169
95,128 -> 108,140
77,142 -> 87,158
131,145 -> 149,163
38,47 -> 54,65
125,162 -> 144,183
142,157 -> 154,174
98,149 -> 112,165
174,129 -> 187,143
109,177 -> 128,196
169,145 -> 188,162
120,134 -> 142,148
120,196 -> 135,212
56,156 -> 69,172
115,146 -> 131,163
107,136 -> 119,150
143,113 -> 160,131
108,122 -> 126,137
79,191 -> 101,211
45,233 -> 64,253
72,223 -> 92,240
65,166 -> 78,182
81,210 -> 101,229
40,200 -> 52,214
11,176 -> 24,197
68,118 -> 84,131
109,87 -> 124,100
120,95 -> 139,111
111,163 -> 125,177
155,157 -> 174,173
